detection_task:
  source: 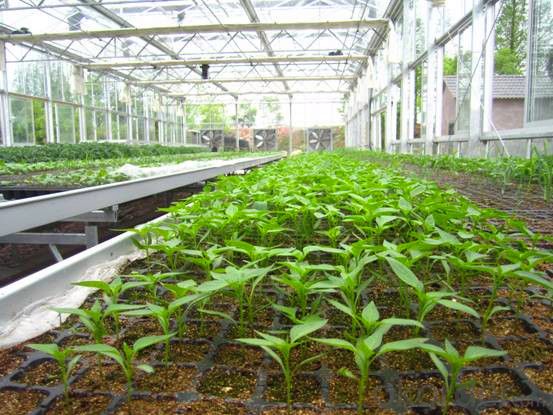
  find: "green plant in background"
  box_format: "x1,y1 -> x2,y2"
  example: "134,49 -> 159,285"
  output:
75,334 -> 174,398
27,343 -> 81,402
315,327 -> 428,415
421,340 -> 507,413
0,142 -> 206,163
238,316 -> 327,412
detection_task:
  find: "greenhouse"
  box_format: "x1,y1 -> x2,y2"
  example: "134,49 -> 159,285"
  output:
0,0 -> 552,414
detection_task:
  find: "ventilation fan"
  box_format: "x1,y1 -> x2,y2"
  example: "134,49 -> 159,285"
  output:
253,129 -> 277,151
200,129 -> 223,148
306,128 -> 332,151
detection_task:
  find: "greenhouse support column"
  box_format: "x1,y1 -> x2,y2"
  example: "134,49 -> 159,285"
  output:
435,46 -> 444,145
399,0 -> 413,154
145,95 -> 150,144
104,80 -> 112,141
288,98 -> 293,155
126,99 -> 132,144
482,2 -> 497,135
425,2 -> 439,155
44,60 -> 55,143
182,99 -> 187,144
235,98 -> 239,151
0,42 -> 12,146
468,0 -> 485,157
78,94 -> 86,142
388,89 -> 397,153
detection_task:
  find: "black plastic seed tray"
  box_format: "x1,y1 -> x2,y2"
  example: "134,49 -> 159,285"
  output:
1,286 -> 553,415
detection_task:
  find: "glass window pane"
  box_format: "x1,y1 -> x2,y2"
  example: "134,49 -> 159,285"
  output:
119,115 -> 128,141
528,0 -> 553,123
85,109 -> 95,141
55,104 -> 75,143
457,28 -> 472,132
10,97 -> 35,144
96,111 -> 108,140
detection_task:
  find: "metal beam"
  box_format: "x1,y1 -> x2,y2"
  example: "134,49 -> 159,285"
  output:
76,0 -> 234,97
0,20 -> 388,43
0,24 -> 170,95
0,155 -> 282,237
0,214 -> 169,345
134,75 -> 354,85
167,90 -> 348,97
238,0 -> 291,96
87,54 -> 368,69
0,232 -> 89,246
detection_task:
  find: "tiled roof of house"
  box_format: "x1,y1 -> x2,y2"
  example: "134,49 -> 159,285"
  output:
444,75 -> 526,99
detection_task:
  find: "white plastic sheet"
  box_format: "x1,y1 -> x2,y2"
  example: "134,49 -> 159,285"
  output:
115,157 -> 257,179
0,251 -> 144,349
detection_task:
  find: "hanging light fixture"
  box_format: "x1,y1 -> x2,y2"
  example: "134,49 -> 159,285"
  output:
201,64 -> 209,80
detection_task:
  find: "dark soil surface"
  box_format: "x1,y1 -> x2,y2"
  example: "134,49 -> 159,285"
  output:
523,366 -> 553,394
198,366 -> 257,399
328,374 -> 386,406
461,370 -> 528,401
397,374 -> 445,405
0,388 -> 47,415
45,393 -> 112,415
398,164 -> 553,239
264,373 -> 322,405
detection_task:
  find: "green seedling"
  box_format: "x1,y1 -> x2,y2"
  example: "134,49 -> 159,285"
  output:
197,265 -> 272,336
178,245 -> 225,276
126,272 -> 181,301
386,257 -> 480,333
238,316 -> 327,412
53,300 -> 141,339
421,340 -> 507,413
125,292 -> 201,364
72,277 -> 146,333
27,343 -> 81,402
75,334 -> 174,398
314,255 -> 377,332
73,277 -> 145,305
273,265 -> 336,317
150,238 -> 187,271
460,263 -> 550,333
219,240 -> 291,265
123,225 -> 155,260
315,327 -> 427,415
53,300 -> 106,341
256,218 -> 292,245
328,300 -> 423,338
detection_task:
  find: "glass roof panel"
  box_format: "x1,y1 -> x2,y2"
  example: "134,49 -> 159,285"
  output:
0,0 -> 390,97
